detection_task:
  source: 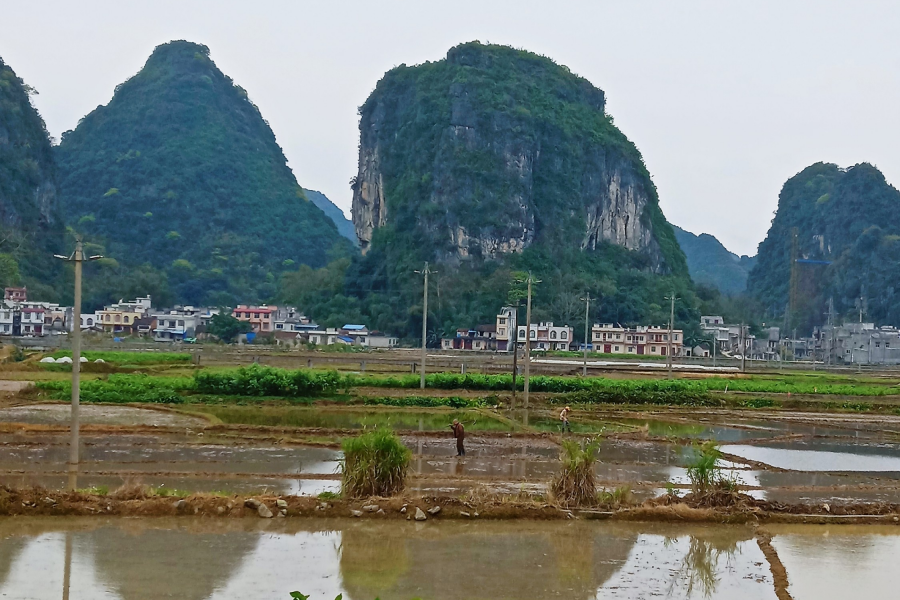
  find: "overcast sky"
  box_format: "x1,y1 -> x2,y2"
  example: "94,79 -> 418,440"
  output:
4,1 -> 898,256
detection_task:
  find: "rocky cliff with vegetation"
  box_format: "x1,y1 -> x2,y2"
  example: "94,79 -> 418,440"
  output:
747,162 -> 900,330
0,56 -> 65,298
291,42 -> 698,338
55,40 -> 352,307
673,226 -> 755,295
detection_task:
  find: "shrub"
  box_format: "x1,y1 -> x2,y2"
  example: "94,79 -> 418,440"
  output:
551,438 -> 600,507
194,365 -> 341,397
341,429 -> 411,498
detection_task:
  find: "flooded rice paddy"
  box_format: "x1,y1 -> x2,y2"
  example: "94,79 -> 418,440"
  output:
1,403 -> 900,504
1,518 -> 899,599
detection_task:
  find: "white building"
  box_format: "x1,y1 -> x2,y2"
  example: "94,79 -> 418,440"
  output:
591,324 -> 684,356
516,322 -> 574,351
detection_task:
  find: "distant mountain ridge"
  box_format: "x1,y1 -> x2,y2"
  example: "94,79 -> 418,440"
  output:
673,225 -> 755,295
303,188 -> 357,245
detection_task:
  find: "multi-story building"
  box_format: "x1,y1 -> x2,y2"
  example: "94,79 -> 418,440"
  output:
591,324 -> 684,356
233,305 -> 277,333
516,322 -> 574,351
4,287 -> 27,303
97,296 -> 153,334
152,310 -> 199,341
495,306 -> 517,352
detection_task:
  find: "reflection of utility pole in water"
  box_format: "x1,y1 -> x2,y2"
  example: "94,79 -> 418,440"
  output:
62,532 -> 73,600
417,417 -> 423,475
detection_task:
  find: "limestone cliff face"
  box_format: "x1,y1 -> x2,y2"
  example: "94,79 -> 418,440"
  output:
351,42 -> 683,275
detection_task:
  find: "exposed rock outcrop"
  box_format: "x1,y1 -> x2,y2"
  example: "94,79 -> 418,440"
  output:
351,42 -> 678,274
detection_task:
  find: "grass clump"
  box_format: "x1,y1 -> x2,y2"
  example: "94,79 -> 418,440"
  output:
76,485 -> 109,496
341,429 -> 411,498
684,440 -> 740,496
551,438 -> 600,507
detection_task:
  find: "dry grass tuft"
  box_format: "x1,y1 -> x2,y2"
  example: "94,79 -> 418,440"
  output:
551,437 -> 600,507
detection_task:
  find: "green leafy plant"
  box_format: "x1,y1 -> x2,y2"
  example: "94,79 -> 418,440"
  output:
685,440 -> 724,494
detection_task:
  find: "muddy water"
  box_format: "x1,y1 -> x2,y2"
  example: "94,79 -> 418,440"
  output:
0,404 -> 206,427
2,518 -> 898,600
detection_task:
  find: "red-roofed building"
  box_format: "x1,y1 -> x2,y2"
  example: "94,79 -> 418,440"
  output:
233,305 -> 277,332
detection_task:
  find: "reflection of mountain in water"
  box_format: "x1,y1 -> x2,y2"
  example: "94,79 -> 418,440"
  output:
340,522 -> 638,600
0,538 -> 26,589
87,526 -> 259,600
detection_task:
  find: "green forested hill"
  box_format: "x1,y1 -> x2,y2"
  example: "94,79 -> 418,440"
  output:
56,40 -> 352,307
283,42 -> 702,339
747,162 -> 900,330
673,225 -> 755,295
0,56 -> 65,299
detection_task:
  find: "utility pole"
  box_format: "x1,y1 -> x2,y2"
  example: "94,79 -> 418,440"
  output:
414,262 -> 435,389
511,306 -> 518,409
740,322 -> 746,373
664,292 -> 678,379
580,292 -> 591,377
54,238 -> 101,489
522,273 -> 540,409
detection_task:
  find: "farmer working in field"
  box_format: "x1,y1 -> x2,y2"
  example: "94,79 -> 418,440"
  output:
560,405 -> 572,433
450,419 -> 466,456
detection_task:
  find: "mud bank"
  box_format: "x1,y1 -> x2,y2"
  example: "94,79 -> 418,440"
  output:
2,486 -> 899,525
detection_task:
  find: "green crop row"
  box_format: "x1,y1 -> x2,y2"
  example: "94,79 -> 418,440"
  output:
194,365 -> 342,397
35,374 -> 192,404
360,396 -> 484,408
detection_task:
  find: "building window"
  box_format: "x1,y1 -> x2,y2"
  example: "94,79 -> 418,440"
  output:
561,331 -> 567,340
276,324 -> 283,329
614,345 -> 620,352
253,313 -> 260,319
530,330 -> 536,339
550,331 -> 557,339
651,346 -> 656,352
124,316 -> 130,324
499,318 -> 506,325
178,320 -> 185,327
115,315 -> 121,323
519,330 -> 525,339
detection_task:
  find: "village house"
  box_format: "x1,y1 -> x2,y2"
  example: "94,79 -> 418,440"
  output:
591,323 -> 684,356
97,296 -> 152,334
152,310 -> 199,342
233,304 -> 276,332
442,325 -> 498,351
516,322 -> 574,351
495,306 -> 517,352
367,332 -> 399,348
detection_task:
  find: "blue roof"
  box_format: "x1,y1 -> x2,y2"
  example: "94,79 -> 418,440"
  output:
337,336 -> 355,343
342,324 -> 366,330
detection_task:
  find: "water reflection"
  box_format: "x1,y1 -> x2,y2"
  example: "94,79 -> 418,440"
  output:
0,518 -> 796,600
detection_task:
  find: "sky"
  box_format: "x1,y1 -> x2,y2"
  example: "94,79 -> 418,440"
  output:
4,0 -> 899,257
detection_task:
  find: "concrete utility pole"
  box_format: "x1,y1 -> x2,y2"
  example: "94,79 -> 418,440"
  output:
511,306 -> 518,409
740,322 -> 746,373
523,273 -> 540,409
581,292 -> 591,377
54,238 -> 101,488
664,292 -> 678,379
415,262 -> 435,389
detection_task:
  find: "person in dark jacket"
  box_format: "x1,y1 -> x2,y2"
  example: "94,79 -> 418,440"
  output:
450,419 -> 465,456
